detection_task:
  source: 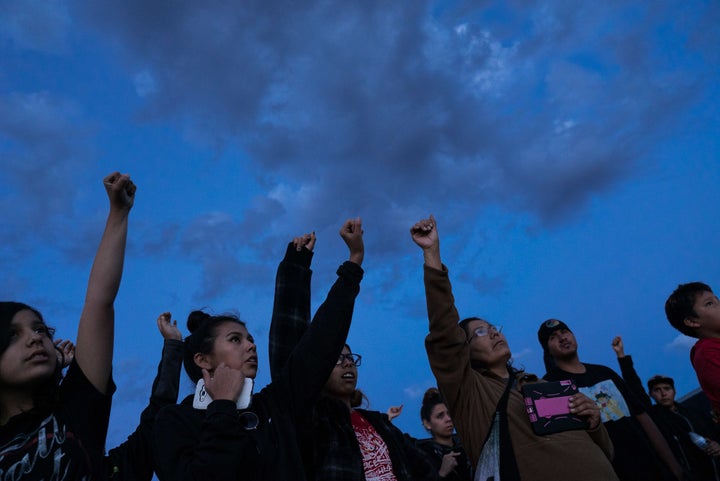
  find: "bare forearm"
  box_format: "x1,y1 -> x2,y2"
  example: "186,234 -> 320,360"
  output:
84,208 -> 130,308
423,245 -> 441,270
76,207 -> 130,391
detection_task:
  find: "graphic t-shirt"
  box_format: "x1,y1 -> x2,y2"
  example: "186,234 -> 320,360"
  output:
351,410 -> 397,481
0,361 -> 114,481
545,363 -> 671,481
579,379 -> 631,422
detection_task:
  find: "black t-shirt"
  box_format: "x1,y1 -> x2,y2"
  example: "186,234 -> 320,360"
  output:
545,363 -> 672,481
0,360 -> 114,480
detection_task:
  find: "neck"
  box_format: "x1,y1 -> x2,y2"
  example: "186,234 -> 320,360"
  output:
553,355 -> 584,373
324,391 -> 353,411
697,329 -> 720,339
488,363 -> 509,378
0,389 -> 35,425
433,433 -> 453,447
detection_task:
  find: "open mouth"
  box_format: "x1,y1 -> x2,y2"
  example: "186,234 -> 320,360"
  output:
246,355 -> 258,365
341,372 -> 356,380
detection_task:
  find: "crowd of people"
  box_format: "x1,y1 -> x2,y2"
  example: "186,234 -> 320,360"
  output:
1,174 -> 718,480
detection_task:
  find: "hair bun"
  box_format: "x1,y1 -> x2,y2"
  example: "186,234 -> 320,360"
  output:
187,310 -> 211,333
422,387 -> 442,406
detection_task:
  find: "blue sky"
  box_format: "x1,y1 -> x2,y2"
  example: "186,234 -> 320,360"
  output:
1,0 -> 718,444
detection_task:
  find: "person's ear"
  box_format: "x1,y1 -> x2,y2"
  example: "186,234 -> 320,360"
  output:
422,419 -> 432,431
683,316 -> 701,329
194,352 -> 214,370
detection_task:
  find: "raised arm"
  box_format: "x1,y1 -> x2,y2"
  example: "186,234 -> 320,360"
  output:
268,233 -> 315,382
75,172 -> 135,393
411,216 -> 480,410
106,312 -> 184,480
278,218 -> 364,418
611,336 -> 653,410
340,217 -> 364,266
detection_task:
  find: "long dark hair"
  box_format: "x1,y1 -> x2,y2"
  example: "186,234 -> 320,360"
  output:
0,302 -> 63,415
182,310 -> 247,383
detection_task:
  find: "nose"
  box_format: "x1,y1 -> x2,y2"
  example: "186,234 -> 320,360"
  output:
26,329 -> 44,346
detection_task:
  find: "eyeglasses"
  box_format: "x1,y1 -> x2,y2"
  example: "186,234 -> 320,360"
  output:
468,325 -> 503,341
337,353 -> 362,366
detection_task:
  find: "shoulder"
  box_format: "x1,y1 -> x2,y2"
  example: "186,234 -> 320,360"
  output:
60,359 -> 116,399
542,367 -> 565,380
583,363 -> 618,377
693,337 -> 720,355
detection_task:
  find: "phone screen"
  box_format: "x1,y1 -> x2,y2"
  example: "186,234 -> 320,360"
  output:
534,395 -> 572,417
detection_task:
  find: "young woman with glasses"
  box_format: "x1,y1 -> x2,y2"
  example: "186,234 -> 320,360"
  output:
410,215 -> 620,481
270,220 -> 436,481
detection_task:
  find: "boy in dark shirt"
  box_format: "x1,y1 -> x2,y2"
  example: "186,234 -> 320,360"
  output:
648,374 -> 720,480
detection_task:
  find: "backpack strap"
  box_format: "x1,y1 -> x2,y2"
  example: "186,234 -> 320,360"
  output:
496,366 -> 521,480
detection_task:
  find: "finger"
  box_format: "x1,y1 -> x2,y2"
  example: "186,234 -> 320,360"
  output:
114,173 -> 130,189
340,219 -> 351,234
306,232 -> 317,250
103,172 -> 120,185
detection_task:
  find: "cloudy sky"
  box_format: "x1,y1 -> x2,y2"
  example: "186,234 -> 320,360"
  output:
2,0 -> 718,445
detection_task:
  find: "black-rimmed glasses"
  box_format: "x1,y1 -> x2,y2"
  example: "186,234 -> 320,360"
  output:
337,353 -> 362,366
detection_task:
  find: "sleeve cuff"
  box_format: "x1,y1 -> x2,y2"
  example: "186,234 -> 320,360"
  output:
337,260 -> 364,282
283,242 -> 314,268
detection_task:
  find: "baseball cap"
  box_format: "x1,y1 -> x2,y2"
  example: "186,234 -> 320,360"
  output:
647,374 -> 674,391
537,318 -> 572,351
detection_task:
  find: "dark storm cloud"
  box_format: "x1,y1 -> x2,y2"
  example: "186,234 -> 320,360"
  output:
69,0 -> 716,229
0,92 -> 96,249
5,0 -> 715,300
